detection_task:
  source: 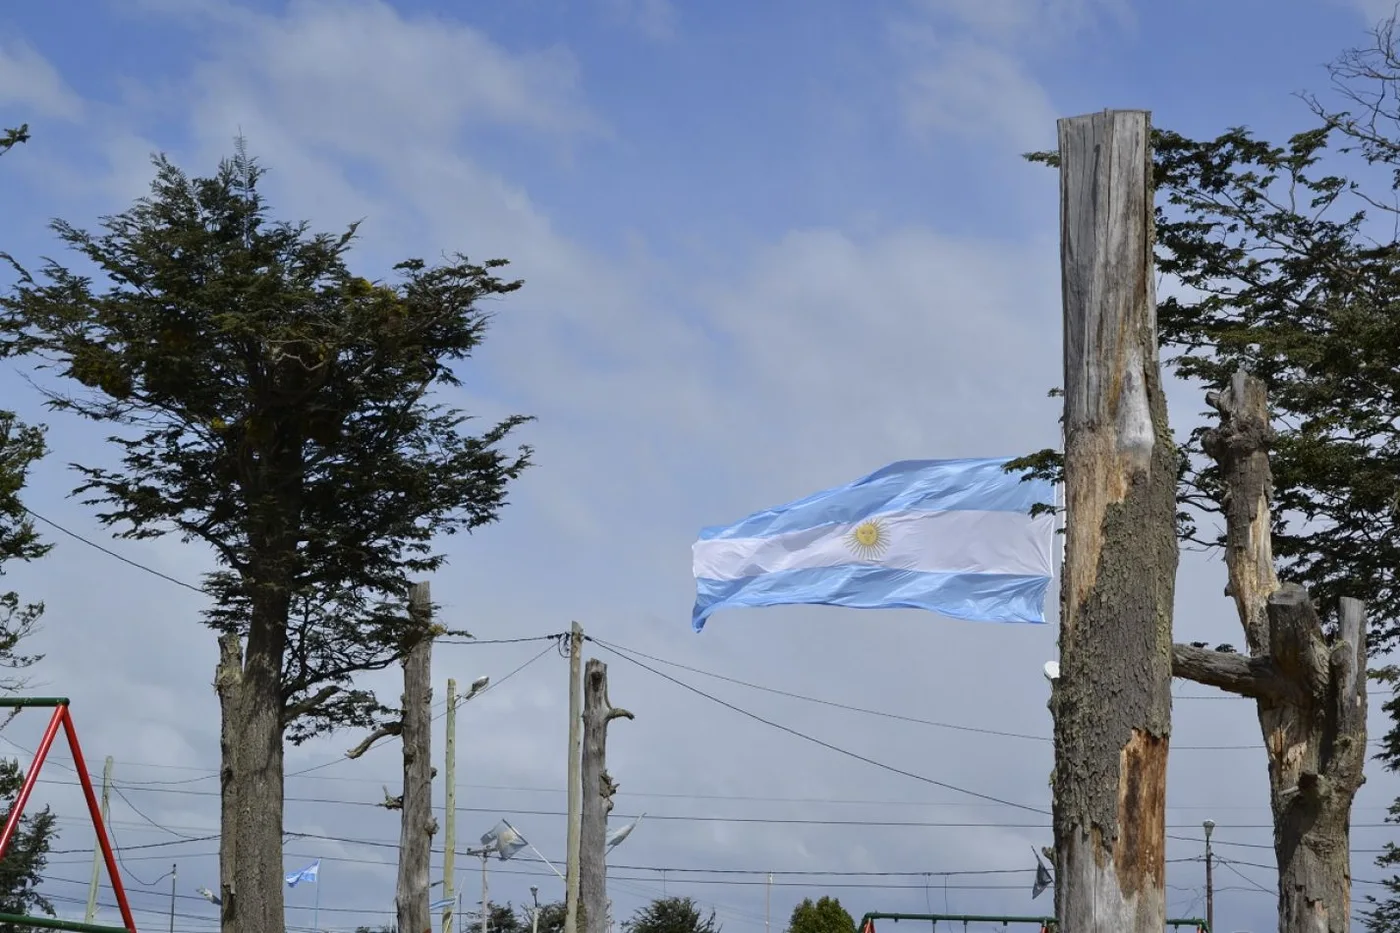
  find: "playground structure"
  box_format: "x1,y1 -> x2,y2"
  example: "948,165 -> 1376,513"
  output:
855,911 -> 1211,932
0,697 -> 138,932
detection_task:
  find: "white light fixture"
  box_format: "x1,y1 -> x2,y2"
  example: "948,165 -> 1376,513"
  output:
1203,818 -> 1215,840
1042,661 -> 1060,682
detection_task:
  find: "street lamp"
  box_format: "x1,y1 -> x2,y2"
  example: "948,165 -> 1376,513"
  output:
442,675 -> 491,933
1203,819 -> 1216,933
530,886 -> 541,933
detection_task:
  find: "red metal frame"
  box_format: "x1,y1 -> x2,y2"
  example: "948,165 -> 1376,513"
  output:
0,703 -> 139,932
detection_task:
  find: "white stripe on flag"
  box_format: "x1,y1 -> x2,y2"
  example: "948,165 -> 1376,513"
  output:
692,508 -> 1053,582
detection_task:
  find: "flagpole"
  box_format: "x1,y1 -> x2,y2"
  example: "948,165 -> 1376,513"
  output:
314,873 -> 320,933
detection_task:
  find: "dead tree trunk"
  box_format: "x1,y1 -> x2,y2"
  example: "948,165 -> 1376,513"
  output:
396,582 -> 437,933
1052,108 -> 1179,933
579,659 -> 632,933
1171,370 -> 1367,933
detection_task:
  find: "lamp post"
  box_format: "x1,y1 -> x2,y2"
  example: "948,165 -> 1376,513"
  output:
1203,818 -> 1215,933
443,675 -> 491,933
530,886 -> 541,933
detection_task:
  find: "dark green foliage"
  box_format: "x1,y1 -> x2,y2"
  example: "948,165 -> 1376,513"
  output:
623,897 -> 720,933
0,127 -> 27,158
0,413 -> 48,687
0,406 -> 56,922
0,144 -> 533,739
786,897 -> 855,933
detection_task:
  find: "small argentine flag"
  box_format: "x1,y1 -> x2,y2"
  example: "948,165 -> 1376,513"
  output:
691,458 -> 1054,631
285,859 -> 320,888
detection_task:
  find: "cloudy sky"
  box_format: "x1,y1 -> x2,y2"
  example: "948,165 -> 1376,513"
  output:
2,1 -> 1399,931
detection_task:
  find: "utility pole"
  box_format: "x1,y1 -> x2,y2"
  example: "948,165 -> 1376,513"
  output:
580,658 -> 632,933
531,886 -> 541,933
84,756 -> 113,923
564,621 -> 585,933
444,677 -> 458,933
396,581 -> 437,933
480,852 -> 489,933
1203,820 -> 1215,933
169,863 -> 177,933
1052,109 -> 1177,933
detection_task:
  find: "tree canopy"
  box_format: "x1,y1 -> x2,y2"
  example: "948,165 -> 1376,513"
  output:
623,897 -> 720,933
786,897 -> 855,933
0,141 -> 532,933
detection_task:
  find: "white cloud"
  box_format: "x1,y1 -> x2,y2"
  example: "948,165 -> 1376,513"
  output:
890,0 -> 1133,149
900,40 -> 1058,151
604,0 -> 678,41
0,40 -> 83,120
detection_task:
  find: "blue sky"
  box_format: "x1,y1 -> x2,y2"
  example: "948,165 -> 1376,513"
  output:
2,2 -> 1399,932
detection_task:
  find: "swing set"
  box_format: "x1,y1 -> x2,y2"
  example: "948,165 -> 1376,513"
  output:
855,910 -> 1212,933
0,697 -> 139,932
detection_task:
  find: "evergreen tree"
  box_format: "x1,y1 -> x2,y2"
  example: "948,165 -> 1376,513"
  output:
623,897 -> 720,933
0,411 -> 56,924
786,897 -> 855,933
0,144 -> 532,933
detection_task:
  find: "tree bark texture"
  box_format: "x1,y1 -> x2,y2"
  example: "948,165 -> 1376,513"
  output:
1170,370 -> 1367,933
216,584 -> 292,933
396,582 -> 436,933
1052,108 -> 1179,933
580,659 -> 632,933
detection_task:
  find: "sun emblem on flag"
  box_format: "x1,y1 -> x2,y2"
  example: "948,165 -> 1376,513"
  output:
845,518 -> 889,560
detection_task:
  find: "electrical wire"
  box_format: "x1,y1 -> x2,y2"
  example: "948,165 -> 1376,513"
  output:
590,636 -> 1382,750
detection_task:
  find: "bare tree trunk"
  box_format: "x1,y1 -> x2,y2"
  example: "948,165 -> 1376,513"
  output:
1171,370 -> 1367,933
580,659 -> 632,933
215,635 -> 242,933
1052,108 -> 1178,933
397,582 -> 437,933
216,594 -> 291,933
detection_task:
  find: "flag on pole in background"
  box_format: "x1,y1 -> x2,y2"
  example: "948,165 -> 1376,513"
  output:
605,813 -> 645,852
691,458 -> 1055,631
430,896 -> 457,912
1031,847 -> 1053,899
285,859 -> 320,888
480,819 -> 529,861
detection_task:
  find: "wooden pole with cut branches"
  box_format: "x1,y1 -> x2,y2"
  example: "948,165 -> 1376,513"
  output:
579,659 -> 632,933
1171,370 -> 1367,932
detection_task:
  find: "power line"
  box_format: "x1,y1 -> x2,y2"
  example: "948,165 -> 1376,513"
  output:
590,636 -> 1381,750
588,636 -> 1039,815
23,505 -> 206,593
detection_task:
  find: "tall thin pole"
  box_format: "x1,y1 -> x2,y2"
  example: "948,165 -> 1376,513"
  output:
444,677 -> 458,933
168,863 -> 177,933
564,621 -> 585,933
1204,820 -> 1215,933
84,756 -> 113,923
531,888 -> 541,933
480,853 -> 490,933
314,874 -> 321,933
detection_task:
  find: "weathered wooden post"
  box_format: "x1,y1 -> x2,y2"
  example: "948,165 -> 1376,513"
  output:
1052,109 -> 1178,933
579,659 -> 632,933
396,581 -> 436,933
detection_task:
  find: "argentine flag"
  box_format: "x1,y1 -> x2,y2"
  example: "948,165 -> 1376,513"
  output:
691,458 -> 1055,631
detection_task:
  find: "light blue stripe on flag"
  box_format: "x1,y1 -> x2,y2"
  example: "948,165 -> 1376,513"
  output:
691,458 -> 1054,631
